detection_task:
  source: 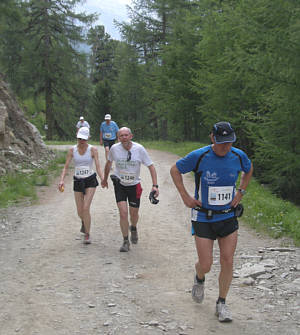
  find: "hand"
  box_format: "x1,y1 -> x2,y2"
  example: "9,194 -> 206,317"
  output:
231,192 -> 243,208
182,194 -> 202,209
151,186 -> 159,198
58,181 -> 64,192
101,180 -> 108,188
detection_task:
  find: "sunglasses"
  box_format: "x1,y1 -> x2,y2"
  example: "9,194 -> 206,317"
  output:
127,150 -> 131,162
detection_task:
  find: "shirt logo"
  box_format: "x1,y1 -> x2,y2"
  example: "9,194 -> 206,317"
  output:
204,171 -> 219,184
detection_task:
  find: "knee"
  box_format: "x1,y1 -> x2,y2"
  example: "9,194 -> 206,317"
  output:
198,260 -> 213,274
202,262 -> 213,274
119,210 -> 128,221
82,205 -> 90,215
220,255 -> 234,268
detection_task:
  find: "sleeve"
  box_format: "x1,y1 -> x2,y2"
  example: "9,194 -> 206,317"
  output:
115,122 -> 119,132
100,123 -> 103,132
140,146 -> 153,166
176,149 -> 202,174
241,152 -> 252,173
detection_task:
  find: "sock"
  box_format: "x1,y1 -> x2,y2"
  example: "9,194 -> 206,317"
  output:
124,236 -> 129,241
130,226 -> 137,231
196,274 -> 205,283
217,297 -> 226,304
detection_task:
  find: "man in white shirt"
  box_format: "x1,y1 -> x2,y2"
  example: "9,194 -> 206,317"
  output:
76,116 -> 90,134
101,127 -> 159,252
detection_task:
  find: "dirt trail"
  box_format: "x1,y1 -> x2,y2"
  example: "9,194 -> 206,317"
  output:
0,145 -> 299,335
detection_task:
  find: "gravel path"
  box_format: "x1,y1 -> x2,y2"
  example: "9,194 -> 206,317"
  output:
0,145 -> 299,335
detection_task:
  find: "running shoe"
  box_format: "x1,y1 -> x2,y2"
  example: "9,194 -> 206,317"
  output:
191,275 -> 204,303
130,225 -> 138,244
80,220 -> 85,234
215,302 -> 233,322
83,233 -> 91,244
119,240 -> 130,252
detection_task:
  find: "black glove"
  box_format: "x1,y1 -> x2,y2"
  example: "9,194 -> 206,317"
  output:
149,190 -> 159,204
235,203 -> 244,217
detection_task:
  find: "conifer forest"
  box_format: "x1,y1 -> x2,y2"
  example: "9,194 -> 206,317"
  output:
1,0 -> 300,204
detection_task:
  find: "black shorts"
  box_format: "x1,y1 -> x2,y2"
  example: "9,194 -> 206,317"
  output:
103,139 -> 116,148
73,173 -> 99,193
192,217 -> 239,240
113,182 -> 143,208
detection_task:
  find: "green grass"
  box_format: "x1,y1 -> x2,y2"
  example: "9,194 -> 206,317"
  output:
0,150 -> 67,208
142,140 -> 300,246
243,179 -> 300,244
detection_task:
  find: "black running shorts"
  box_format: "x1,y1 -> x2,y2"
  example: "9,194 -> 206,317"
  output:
103,139 -> 116,148
192,217 -> 239,240
113,182 -> 143,208
73,173 -> 99,193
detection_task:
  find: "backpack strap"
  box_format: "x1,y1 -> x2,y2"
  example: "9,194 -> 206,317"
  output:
193,149 -> 210,200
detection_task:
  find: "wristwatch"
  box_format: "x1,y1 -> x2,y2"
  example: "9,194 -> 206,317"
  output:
152,184 -> 159,188
238,188 -> 246,196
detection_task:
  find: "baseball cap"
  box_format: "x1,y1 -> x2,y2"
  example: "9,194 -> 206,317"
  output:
104,114 -> 111,120
212,121 -> 236,144
77,126 -> 89,140
79,116 -> 84,120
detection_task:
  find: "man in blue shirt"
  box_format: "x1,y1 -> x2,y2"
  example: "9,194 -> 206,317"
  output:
100,114 -> 119,161
170,121 -> 253,323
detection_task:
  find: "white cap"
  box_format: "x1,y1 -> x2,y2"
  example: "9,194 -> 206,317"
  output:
104,114 -> 111,120
79,116 -> 84,120
77,126 -> 89,140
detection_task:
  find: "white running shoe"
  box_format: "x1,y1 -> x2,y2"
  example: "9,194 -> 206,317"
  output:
215,302 -> 233,322
191,275 -> 204,303
83,233 -> 91,244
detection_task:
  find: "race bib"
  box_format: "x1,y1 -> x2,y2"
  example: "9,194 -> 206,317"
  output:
208,186 -> 233,206
75,166 -> 93,178
104,132 -> 111,139
119,171 -> 135,184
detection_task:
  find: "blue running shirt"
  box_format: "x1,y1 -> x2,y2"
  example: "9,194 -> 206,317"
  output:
100,121 -> 119,140
176,145 -> 251,224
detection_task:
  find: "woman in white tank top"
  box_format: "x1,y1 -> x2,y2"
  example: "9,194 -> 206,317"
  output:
58,127 -> 104,244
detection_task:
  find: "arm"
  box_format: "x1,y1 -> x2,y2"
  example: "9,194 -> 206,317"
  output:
91,146 -> 104,182
170,164 -> 202,208
101,160 -> 112,188
58,148 -> 73,190
100,131 -> 103,145
148,164 -> 159,197
231,163 -> 253,207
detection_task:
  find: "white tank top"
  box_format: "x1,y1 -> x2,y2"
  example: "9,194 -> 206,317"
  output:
73,144 -> 94,178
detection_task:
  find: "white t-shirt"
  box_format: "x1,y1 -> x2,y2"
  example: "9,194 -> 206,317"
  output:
76,120 -> 90,129
108,142 -> 153,186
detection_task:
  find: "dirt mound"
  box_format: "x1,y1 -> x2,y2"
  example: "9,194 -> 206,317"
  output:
0,74 -> 51,175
